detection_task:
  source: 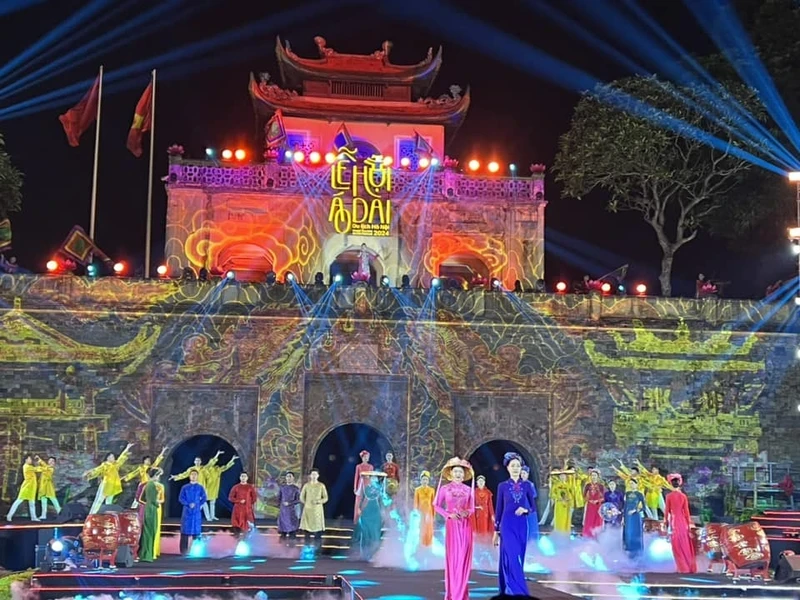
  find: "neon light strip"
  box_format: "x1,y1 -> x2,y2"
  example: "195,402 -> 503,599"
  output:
540,579 -> 794,590
35,573 -> 330,579
31,586 -> 341,592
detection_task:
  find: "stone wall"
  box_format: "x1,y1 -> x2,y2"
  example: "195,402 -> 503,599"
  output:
0,274 -> 796,514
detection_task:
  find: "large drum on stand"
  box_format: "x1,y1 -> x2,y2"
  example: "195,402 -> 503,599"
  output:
82,513 -> 120,567
698,523 -> 726,573
721,521 -> 771,580
117,511 -> 142,566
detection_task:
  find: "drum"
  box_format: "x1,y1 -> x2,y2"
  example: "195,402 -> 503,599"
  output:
698,523 -> 725,558
644,518 -> 668,537
82,513 -> 120,552
117,511 -> 141,546
722,521 -> 771,568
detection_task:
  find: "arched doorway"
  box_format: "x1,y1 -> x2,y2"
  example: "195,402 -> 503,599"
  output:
216,243 -> 274,283
329,247 -> 382,286
468,439 -> 539,498
439,252 -> 490,288
312,423 -> 393,520
166,435 -> 242,518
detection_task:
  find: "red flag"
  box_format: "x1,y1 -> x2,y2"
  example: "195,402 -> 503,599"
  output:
58,74 -> 100,147
126,80 -> 153,157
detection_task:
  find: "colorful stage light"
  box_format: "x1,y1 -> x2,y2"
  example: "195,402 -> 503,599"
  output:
491,278 -> 501,289
221,149 -> 233,160
293,150 -> 305,163
418,157 -> 430,168
156,265 -> 168,277
509,163 -> 517,172
468,159 -> 480,171
400,157 -> 411,168
488,161 -> 500,173
382,156 -> 393,166
555,281 -> 567,293
324,152 -> 336,164
334,273 -> 343,283
226,270 -> 236,280
431,157 -> 439,166
46,259 -> 58,272
635,283 -> 647,295
205,148 -> 215,158
234,149 -> 246,161
87,264 -> 98,277
601,282 -> 612,293
285,272 -> 295,283
309,151 -> 321,164
431,277 -> 441,288
285,150 -> 293,159
113,262 -> 125,275
380,275 -> 390,287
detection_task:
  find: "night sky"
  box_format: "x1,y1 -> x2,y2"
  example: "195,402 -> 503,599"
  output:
0,0 -> 794,298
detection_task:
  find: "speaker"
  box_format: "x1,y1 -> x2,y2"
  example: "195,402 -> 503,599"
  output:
775,553 -> 800,583
56,503 -> 88,524
98,504 -> 123,514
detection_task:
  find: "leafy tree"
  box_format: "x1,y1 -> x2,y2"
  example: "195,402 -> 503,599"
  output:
553,76 -> 761,296
0,133 -> 22,219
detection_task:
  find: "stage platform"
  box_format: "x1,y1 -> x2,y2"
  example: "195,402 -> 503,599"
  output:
27,555 -> 800,600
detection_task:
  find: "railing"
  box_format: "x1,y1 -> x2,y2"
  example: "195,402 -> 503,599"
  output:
165,159 -> 545,202
0,274 -> 795,332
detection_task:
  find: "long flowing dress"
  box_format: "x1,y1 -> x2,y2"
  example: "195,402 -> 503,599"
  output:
414,484 -> 435,547
138,480 -> 160,562
582,482 -> 606,538
154,482 -> 164,557
551,480 -> 574,534
495,478 -> 537,596
434,482 -> 474,600
277,484 -> 301,535
622,491 -> 645,556
229,483 -> 257,532
665,490 -> 697,573
382,461 -> 400,483
356,482 -> 384,559
353,461 -> 373,522
604,489 -> 624,527
300,482 -> 328,533
472,487 -> 495,540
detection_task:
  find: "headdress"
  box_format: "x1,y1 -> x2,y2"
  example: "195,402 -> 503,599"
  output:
359,450 -> 370,459
667,473 -> 683,486
420,470 -> 431,479
476,474 -> 486,481
441,456 -> 474,482
521,465 -> 531,474
503,452 -> 523,467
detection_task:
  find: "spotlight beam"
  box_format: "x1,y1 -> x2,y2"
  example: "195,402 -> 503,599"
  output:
0,0 -> 112,83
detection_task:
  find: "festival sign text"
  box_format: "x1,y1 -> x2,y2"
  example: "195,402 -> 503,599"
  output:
327,150 -> 392,236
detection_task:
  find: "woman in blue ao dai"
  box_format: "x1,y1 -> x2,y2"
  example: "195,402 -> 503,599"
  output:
493,453 -> 536,597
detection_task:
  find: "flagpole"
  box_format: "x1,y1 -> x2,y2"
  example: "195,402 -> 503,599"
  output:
144,69 -> 156,279
89,65 -> 103,240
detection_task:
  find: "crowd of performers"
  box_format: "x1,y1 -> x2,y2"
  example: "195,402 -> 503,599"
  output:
3,446 -> 697,588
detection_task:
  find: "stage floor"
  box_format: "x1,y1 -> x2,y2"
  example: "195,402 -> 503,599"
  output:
29,554 -> 800,600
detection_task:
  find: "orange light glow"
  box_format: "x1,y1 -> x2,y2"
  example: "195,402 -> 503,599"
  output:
400,157 -> 411,167
156,265 -> 168,277
488,161 -> 500,173
46,259 -> 58,272
382,156 -> 393,166
234,149 -> 246,161
324,152 -> 336,164
293,150 -> 305,163
601,282 -> 612,293
309,151 -> 321,164
555,281 -> 567,292
113,262 -> 126,274
418,157 -> 430,168
635,283 -> 647,295
221,149 -> 233,160
468,159 -> 480,171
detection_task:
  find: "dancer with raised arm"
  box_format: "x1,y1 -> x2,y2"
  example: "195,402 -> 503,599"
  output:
229,472 -> 257,535
493,453 -> 536,596
664,473 -> 697,573
6,455 -> 39,521
178,469 -> 207,555
205,454 -> 238,521
434,457 -> 475,600
35,456 -> 61,520
277,471 -> 301,540
414,470 -> 435,547
123,447 -> 167,510
84,443 -> 134,514
171,451 -> 222,521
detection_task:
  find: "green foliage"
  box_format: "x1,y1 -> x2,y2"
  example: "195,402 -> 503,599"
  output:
0,569 -> 34,600
0,133 -> 23,219
553,76 -> 763,295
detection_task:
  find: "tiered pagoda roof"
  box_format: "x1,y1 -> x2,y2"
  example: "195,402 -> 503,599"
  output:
249,36 -> 470,135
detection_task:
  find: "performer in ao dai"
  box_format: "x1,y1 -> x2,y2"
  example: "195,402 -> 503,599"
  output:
664,474 -> 697,573
300,468 -> 328,543
637,461 -> 670,519
171,451 -> 222,521
356,473 -> 387,560
434,457 -> 475,600
353,450 -> 373,522
138,469 -> 165,562
551,470 -> 574,534
178,469 -> 207,555
229,471 -> 257,535
520,466 -> 539,540
122,447 -> 166,510
582,469 -> 605,538
603,480 -> 624,527
84,443 -> 134,514
277,471 -> 301,538
493,453 -> 536,597
472,475 -> 495,542
414,470 -> 435,547
6,455 -> 39,521
622,478 -> 645,557
204,454 -> 238,521
35,456 -> 61,520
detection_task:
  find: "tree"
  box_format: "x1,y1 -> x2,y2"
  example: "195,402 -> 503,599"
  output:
553,76 -> 761,296
0,133 -> 23,219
